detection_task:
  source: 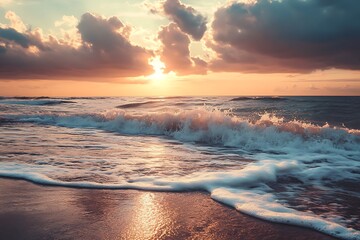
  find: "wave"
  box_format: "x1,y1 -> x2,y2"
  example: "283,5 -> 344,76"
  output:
2,108 -> 360,238
7,108 -> 360,189
0,116 -> 14,124
9,108 -> 359,147
116,100 -> 163,109
0,96 -> 51,100
0,100 -> 76,106
64,97 -> 109,100
230,96 -> 288,101
6,108 -> 360,181
0,159 -> 358,239
0,96 -> 109,100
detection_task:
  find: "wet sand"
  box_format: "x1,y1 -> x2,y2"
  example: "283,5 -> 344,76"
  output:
0,178 -> 335,240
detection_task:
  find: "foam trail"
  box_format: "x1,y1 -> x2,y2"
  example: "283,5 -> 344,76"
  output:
0,160 -> 359,239
211,188 -> 359,240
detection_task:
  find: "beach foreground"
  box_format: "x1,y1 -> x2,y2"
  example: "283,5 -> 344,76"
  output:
0,178 -> 335,240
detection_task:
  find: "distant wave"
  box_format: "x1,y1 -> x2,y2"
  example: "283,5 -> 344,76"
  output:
0,116 -> 14,124
12,96 -> 51,100
0,100 -> 76,106
0,96 -> 52,100
0,96 -> 108,100
230,96 -> 288,101
64,97 -> 109,100
116,101 -> 163,109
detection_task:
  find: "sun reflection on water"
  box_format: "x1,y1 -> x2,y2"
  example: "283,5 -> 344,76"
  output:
124,192 -> 171,239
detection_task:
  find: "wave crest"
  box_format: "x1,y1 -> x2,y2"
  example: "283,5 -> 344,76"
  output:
10,108 -> 360,153
116,100 -> 163,109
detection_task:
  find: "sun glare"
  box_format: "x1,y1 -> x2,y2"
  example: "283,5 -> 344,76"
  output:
148,56 -> 166,81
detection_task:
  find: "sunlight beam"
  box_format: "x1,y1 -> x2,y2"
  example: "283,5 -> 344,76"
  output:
148,56 -> 166,81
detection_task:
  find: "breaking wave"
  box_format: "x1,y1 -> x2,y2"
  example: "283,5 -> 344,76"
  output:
8,108 -> 359,149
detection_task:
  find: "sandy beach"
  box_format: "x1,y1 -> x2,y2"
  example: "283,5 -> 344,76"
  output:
0,178 -> 335,240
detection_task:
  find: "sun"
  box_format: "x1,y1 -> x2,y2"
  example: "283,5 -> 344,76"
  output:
148,56 -> 166,81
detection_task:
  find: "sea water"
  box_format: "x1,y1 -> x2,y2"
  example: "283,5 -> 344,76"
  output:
0,96 -> 359,239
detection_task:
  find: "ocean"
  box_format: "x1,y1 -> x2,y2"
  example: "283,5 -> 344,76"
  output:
0,96 -> 359,239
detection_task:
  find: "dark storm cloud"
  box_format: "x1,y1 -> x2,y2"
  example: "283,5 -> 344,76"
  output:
0,13 -> 152,81
158,23 -> 207,75
0,27 -> 48,51
0,28 -> 30,48
210,0 -> 360,73
163,0 -> 207,40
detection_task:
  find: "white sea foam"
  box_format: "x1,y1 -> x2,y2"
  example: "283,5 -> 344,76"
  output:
10,108 -> 360,141
0,159 -> 359,239
8,109 -> 360,167
211,188 -> 359,240
6,108 -> 360,185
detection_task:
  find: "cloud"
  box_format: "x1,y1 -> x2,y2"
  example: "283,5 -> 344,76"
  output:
0,12 -> 153,81
0,0 -> 12,6
4,11 -> 27,32
0,27 -> 30,48
54,15 -> 81,48
54,15 -> 78,28
163,0 -> 207,40
322,85 -> 360,95
158,23 -> 207,75
294,79 -> 360,83
209,0 -> 360,73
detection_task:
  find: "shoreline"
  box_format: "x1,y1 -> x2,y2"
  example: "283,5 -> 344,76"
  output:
0,178 -> 335,240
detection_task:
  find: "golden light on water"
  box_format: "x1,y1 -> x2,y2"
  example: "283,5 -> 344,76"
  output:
126,192 -> 171,239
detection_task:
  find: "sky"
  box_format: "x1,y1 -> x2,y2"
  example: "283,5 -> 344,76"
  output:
0,0 -> 359,96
